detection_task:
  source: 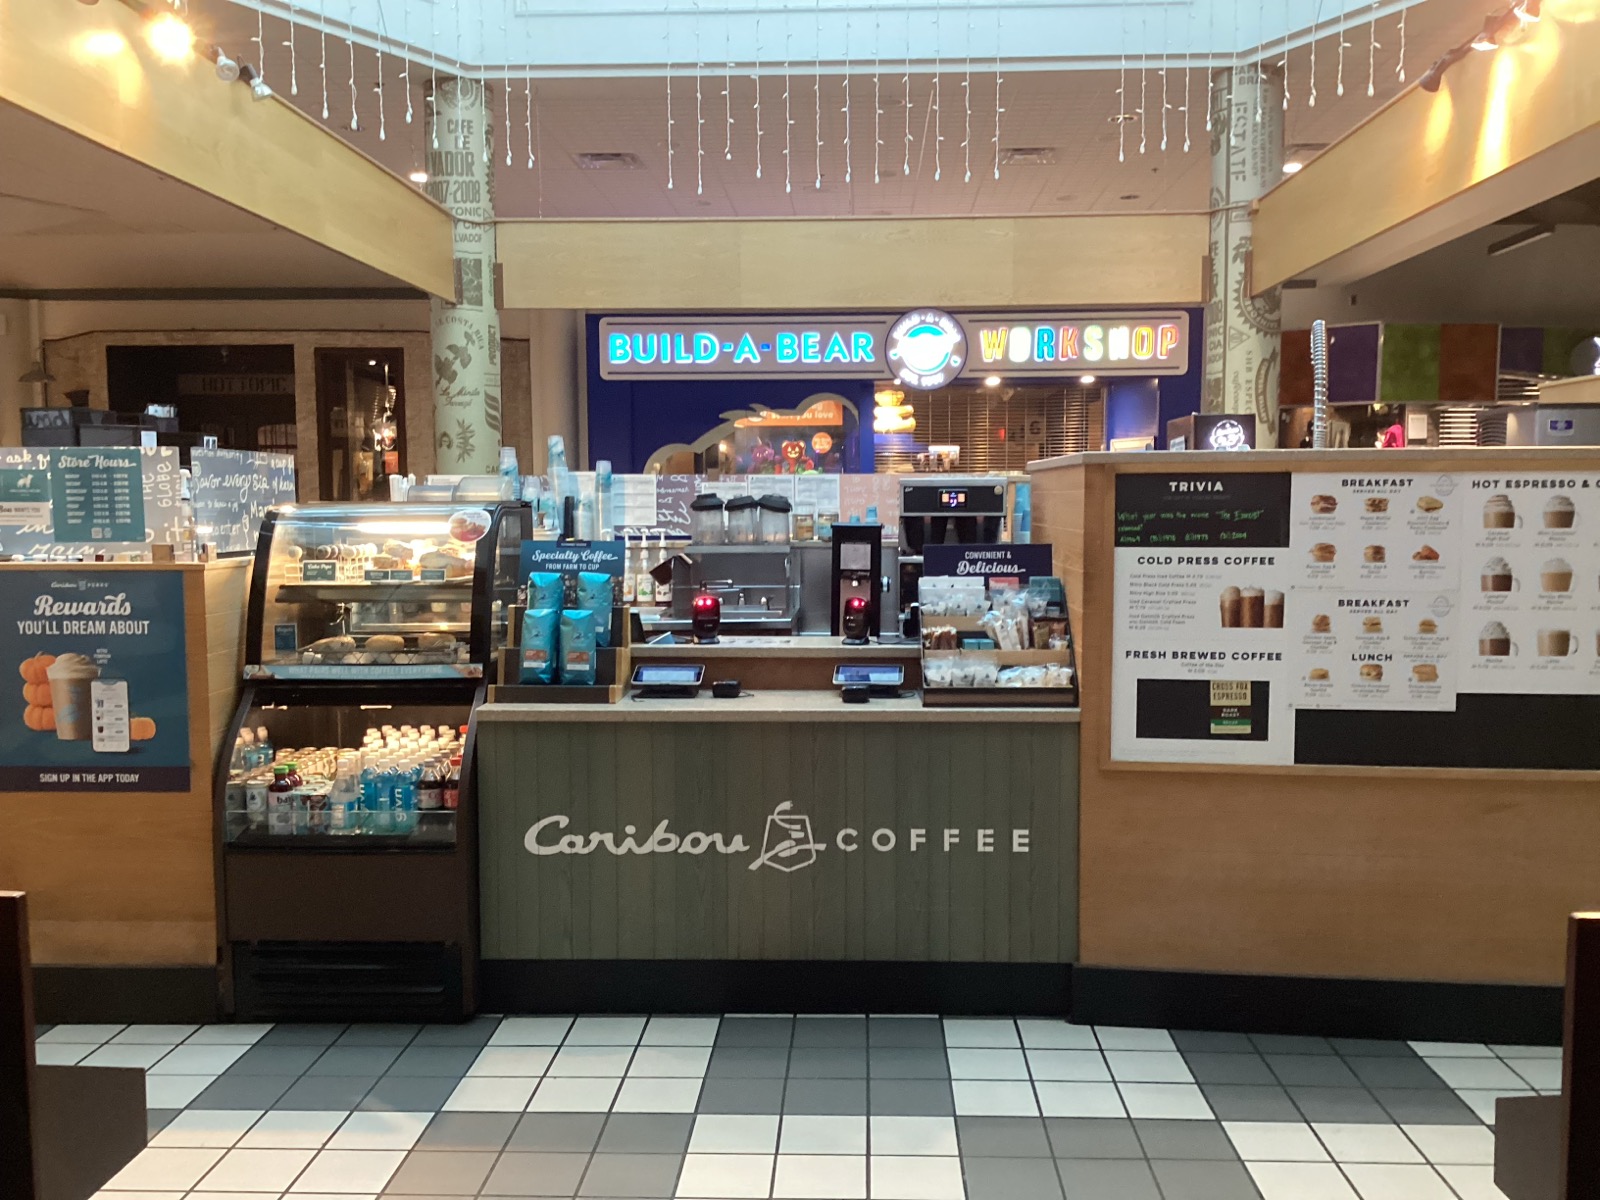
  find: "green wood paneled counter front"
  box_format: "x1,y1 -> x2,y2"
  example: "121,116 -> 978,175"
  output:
475,693 -> 1080,999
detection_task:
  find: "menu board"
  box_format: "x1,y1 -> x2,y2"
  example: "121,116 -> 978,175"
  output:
191,449 -> 297,553
1110,472 -> 1295,764
49,448 -> 144,542
1459,472 -> 1600,695
0,447 -> 183,559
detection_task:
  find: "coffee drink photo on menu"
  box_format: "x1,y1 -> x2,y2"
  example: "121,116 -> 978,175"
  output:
1481,556 -> 1515,592
1240,587 -> 1265,628
1220,586 -> 1242,628
1537,629 -> 1578,658
46,652 -> 99,742
1264,590 -> 1284,628
1479,620 -> 1513,657
1483,494 -> 1519,529
1544,495 -> 1576,529
1219,586 -> 1273,629
1541,558 -> 1573,593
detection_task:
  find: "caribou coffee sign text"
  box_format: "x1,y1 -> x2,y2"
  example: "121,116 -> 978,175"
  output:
599,311 -> 1191,382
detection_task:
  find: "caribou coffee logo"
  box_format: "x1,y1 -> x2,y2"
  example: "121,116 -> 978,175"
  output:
525,801 -> 1030,874
886,309 -> 967,390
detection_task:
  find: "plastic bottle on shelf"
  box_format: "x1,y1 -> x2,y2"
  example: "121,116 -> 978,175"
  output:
443,755 -> 462,810
654,531 -> 673,608
417,758 -> 443,812
359,753 -> 383,834
255,725 -> 273,768
244,769 -> 270,835
620,533 -> 636,604
499,446 -> 521,501
392,758 -> 418,834
267,764 -> 295,836
330,754 -> 360,834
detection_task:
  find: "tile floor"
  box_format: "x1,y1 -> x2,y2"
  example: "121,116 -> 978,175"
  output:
32,1015 -> 1555,1199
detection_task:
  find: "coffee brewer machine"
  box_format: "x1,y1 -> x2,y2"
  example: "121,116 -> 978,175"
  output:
830,523 -> 883,640
898,476 -> 1008,636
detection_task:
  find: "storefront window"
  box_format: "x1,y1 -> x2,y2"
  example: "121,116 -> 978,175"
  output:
644,396 -> 859,476
874,382 -> 1104,473
315,348 -> 406,501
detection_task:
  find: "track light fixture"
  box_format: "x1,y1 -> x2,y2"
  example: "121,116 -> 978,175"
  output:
240,64 -> 273,102
204,44 -> 240,83
1512,0 -> 1541,22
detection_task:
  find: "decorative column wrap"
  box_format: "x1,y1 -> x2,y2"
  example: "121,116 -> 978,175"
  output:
1205,65 -> 1284,446
427,78 -> 501,474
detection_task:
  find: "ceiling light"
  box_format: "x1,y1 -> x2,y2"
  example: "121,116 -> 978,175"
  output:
983,375 -> 1002,388
367,359 -> 378,367
575,152 -> 645,170
1000,147 -> 1058,166
1079,375 -> 1097,385
1282,161 -> 1304,175
409,169 -> 429,183
19,362 -> 55,384
80,29 -> 127,57
207,44 -> 239,82
144,11 -> 194,63
1487,224 -> 1555,257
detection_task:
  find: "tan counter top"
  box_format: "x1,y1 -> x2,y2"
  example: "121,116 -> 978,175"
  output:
478,688 -> 1080,724
632,635 -> 919,660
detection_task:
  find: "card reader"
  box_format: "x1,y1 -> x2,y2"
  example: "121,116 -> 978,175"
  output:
631,663 -> 705,699
833,663 -> 905,698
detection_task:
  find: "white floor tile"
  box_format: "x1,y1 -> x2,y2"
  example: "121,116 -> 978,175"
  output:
103,1147 -> 225,1192
151,1110 -> 266,1149
1312,1123 -> 1423,1164
1402,1124 -> 1496,1165
1025,1049 -> 1111,1082
188,1192 -> 282,1200
185,1024 -> 275,1046
1093,1026 -> 1176,1051
1490,1044 -> 1561,1060
1508,1059 -> 1562,1090
1423,1059 -> 1527,1090
676,1152 -> 775,1197
441,1077 -> 537,1112
1409,1042 -> 1493,1058
284,1195 -> 376,1200
487,1016 -> 574,1046
34,1044 -> 90,1066
526,1075 -> 621,1111
1035,1081 -> 1125,1118
1435,1164 -> 1512,1200
1117,1083 -> 1212,1120
613,1076 -> 703,1112
150,1044 -> 250,1075
286,1149 -> 405,1194
1454,1089 -> 1530,1124
690,1114 -> 782,1153
467,1046 -> 554,1077
548,1045 -> 636,1076
326,1111 -> 430,1151
146,1075 -> 216,1110
1104,1050 -> 1193,1083
945,1048 -> 1029,1080
950,1080 -> 1039,1116
238,1112 -> 351,1150
781,1115 -> 868,1154
868,1117 -> 958,1157
38,1023 -> 125,1045
642,1016 -> 722,1045
773,1154 -> 866,1199
1342,1162 -> 1456,1199
93,1192 -> 187,1200
566,1015 -> 648,1045
111,1024 -> 201,1045
868,1155 -> 966,1200
1015,1020 -> 1098,1050
1225,1121 -> 1330,1162
1246,1161 -> 1359,1200
630,1045 -> 714,1076
82,1043 -> 170,1069
940,1018 -> 1019,1048
197,1148 -> 316,1192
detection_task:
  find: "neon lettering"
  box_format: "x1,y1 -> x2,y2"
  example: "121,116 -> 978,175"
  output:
823,332 -> 850,363
800,331 -> 822,363
694,332 -> 720,363
851,331 -> 877,363
1157,323 -> 1181,360
734,333 -> 761,363
1131,325 -> 1154,360
1108,326 -> 1131,361
631,334 -> 659,364
979,327 -> 1009,363
608,333 -> 632,364
775,332 -> 799,363
673,333 -> 694,364
1034,325 -> 1057,363
1008,326 -> 1031,364
1082,325 -> 1104,361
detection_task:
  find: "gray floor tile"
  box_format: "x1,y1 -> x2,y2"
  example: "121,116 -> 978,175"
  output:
714,1017 -> 794,1047
309,1045 -> 403,1076
1132,1119 -> 1239,1161
225,1043 -> 326,1076
1181,1052 -> 1276,1085
483,1151 -> 590,1196
418,1112 -> 520,1151
1266,1053 -> 1361,1087
1197,1084 -> 1302,1122
147,1108 -> 179,1137
1346,1056 -> 1450,1089
383,1150 -> 498,1196
957,1116 -> 1052,1157
1249,1034 -> 1334,1055
1171,1031 -> 1256,1054
337,1023 -> 421,1046
870,1078 -> 955,1116
787,1047 -> 868,1078
1054,1158 -> 1161,1200
578,1153 -> 682,1197
1285,1085 -> 1391,1123
1149,1159 -> 1264,1200
388,1045 -> 481,1076
412,1018 -> 501,1047
783,1077 -> 867,1114
867,1018 -> 945,1049
1329,1038 -> 1416,1057
961,1155 -> 1063,1200
509,1114 -> 608,1152
361,1074 -> 461,1112
258,1023 -> 346,1045
1373,1087 -> 1482,1124
598,1115 -> 694,1154
274,1074 -> 378,1110
869,1048 -> 951,1079
791,1017 -> 867,1048
1044,1117 -> 1143,1159
707,1047 -> 791,1077
695,1076 -> 787,1113
189,1073 -> 298,1110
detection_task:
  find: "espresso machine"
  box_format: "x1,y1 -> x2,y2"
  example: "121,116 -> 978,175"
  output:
830,523 -> 883,639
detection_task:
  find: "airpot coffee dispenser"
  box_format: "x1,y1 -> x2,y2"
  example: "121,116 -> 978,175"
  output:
830,523 -> 883,640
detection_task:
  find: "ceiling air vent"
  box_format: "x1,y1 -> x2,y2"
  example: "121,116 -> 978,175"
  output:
1000,146 -> 1057,166
575,152 -> 645,171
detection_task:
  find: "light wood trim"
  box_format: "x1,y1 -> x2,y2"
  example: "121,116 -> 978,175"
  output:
1254,11 -> 1600,288
499,215 -> 1208,310
0,1 -> 454,298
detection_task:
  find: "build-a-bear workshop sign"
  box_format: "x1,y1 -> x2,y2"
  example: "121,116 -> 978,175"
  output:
598,310 -> 1190,386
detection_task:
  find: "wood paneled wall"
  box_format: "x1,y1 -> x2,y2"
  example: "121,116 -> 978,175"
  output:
1032,449 -> 1600,988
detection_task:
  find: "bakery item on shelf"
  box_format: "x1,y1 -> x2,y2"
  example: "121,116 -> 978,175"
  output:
1413,544 -> 1440,561
364,635 -> 407,653
420,549 -> 474,578
416,632 -> 456,652
1310,495 -> 1339,514
305,635 -> 357,654
1365,497 -> 1389,513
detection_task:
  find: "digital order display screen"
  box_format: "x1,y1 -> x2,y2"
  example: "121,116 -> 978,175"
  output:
939,490 -> 968,509
632,665 -> 704,686
833,664 -> 906,687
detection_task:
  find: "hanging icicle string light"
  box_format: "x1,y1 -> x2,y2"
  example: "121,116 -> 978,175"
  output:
992,9 -> 1003,181
1309,10 -> 1319,107
347,0 -> 359,132
253,5 -> 266,86
931,2 -> 942,182
526,75 -> 535,168
1396,4 -> 1407,82
1337,3 -> 1348,96
401,0 -> 412,124
724,10 -> 734,163
1282,8 -> 1291,110
813,0 -> 822,191
1138,10 -> 1148,155
427,1 -> 436,145
842,4 -> 852,185
1159,3 -> 1169,153
754,0 -> 764,180
1181,0 -> 1191,153
1367,1 -> 1380,98
285,1 -> 299,95
504,0 -> 513,165
1204,0 -> 1214,132
377,46 -> 386,141
695,0 -> 705,196
1117,4 -> 1127,163
784,24 -> 793,194
872,6 -> 882,184
962,0 -> 973,183
666,3 -> 675,190
902,6 -> 913,177
321,24 -> 331,122
1254,0 -> 1263,124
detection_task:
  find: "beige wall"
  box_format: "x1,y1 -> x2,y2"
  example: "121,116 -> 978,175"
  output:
0,298 -> 37,445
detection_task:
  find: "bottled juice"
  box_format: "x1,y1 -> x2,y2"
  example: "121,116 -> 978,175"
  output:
266,764 -> 295,836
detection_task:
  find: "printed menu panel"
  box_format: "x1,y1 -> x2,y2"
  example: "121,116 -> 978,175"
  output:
1287,587 -> 1458,711
1110,472 -> 1295,765
1290,471 -> 1460,591
1459,473 -> 1600,695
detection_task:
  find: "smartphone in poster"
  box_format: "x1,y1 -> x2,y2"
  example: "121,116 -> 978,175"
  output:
0,570 -> 191,791
1288,588 -> 1458,711
1459,473 -> 1600,695
1290,472 -> 1459,590
1110,472 -> 1295,765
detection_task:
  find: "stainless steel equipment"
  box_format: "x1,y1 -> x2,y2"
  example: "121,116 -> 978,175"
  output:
899,476 -> 1007,552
